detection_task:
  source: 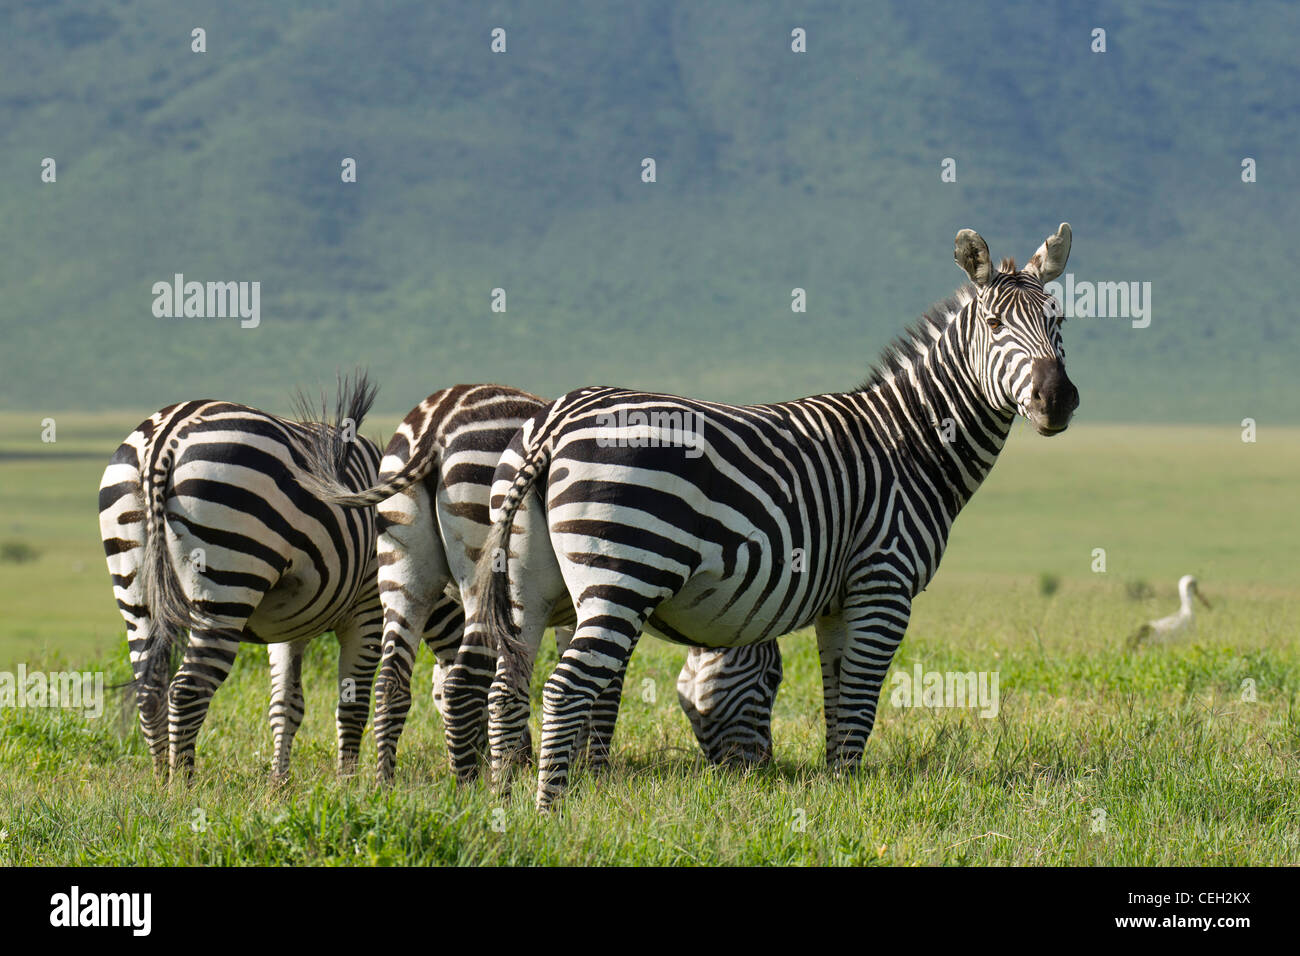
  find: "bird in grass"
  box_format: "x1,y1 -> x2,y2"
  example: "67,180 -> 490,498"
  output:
1127,575 -> 1212,647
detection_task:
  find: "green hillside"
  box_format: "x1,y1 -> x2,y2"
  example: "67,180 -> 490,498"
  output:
1,0 -> 1297,422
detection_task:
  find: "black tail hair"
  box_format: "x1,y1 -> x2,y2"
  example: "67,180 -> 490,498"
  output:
291,368 -> 380,489
293,372 -> 444,508
106,642 -> 182,733
470,446 -> 551,689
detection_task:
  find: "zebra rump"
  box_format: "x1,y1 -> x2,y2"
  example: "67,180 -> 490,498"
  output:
139,373 -> 379,678
295,383 -> 785,778
100,371 -> 384,779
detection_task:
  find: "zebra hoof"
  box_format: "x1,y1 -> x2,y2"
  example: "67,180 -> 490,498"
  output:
535,788 -> 563,815
489,757 -> 528,796
169,757 -> 196,787
827,754 -> 863,777
337,752 -> 361,778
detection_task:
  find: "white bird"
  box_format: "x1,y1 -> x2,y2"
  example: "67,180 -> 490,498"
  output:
1128,575 -> 1212,647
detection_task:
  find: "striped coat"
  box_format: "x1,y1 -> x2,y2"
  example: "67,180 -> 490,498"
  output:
476,226 -> 1079,808
296,384 -> 785,782
98,377 -> 384,778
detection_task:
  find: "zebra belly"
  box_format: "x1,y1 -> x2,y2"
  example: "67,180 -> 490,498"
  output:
244,571 -> 357,642
645,573 -> 807,649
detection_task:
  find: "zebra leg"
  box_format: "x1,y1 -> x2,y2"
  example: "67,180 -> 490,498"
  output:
554,626 -> 607,771
831,583 -> 912,769
135,633 -> 173,775
373,593 -> 462,784
483,481 -> 570,791
585,674 -> 627,771
484,596 -> 558,788
453,513 -> 564,782
167,630 -> 241,778
533,605 -> 647,812
334,615 -> 382,776
815,613 -> 848,766
443,625 -> 498,783
423,596 -> 467,726
100,454 -> 170,772
372,479 -> 452,782
267,637 -> 310,782
677,643 -> 783,765
371,592 -> 458,785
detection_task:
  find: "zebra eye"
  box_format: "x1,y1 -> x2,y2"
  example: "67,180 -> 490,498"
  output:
986,315 -> 1003,332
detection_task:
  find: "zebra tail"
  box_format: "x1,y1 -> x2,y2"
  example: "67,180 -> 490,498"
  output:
472,446 -> 551,690
140,438 -> 191,667
293,372 -> 438,508
106,643 -> 183,730
297,456 -> 433,509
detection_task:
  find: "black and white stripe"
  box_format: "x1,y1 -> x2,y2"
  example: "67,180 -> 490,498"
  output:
296,383 -> 785,782
98,377 -> 386,779
476,225 -> 1079,809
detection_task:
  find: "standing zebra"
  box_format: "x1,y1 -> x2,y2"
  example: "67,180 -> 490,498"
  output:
295,384 -> 784,783
98,376 -> 389,779
476,225 -> 1079,809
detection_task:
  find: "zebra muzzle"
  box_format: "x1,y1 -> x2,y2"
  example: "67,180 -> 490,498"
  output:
1028,357 -> 1078,434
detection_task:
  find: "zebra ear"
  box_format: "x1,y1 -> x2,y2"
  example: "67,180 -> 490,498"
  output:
954,229 -> 993,288
1024,222 -> 1072,284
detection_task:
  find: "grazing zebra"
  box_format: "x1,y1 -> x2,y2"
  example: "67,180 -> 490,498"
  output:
97,376 -> 389,779
476,225 -> 1079,809
295,384 -> 784,783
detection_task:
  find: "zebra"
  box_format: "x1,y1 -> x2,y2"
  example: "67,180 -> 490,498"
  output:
475,224 -> 1079,809
97,375 -> 390,779
295,383 -> 784,783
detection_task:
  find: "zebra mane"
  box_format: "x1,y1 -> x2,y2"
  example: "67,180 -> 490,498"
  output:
855,285 -> 975,393
855,257 -> 1023,393
290,369 -> 379,480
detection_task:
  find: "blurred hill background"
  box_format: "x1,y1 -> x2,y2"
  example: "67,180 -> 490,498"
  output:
1,0 -> 1296,423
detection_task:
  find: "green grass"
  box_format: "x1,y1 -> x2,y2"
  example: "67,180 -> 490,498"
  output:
1,414 -> 1297,864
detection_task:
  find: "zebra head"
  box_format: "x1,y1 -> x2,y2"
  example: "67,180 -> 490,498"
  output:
954,223 -> 1079,436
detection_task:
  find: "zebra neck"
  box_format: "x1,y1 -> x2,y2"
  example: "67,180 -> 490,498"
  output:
860,318 -> 1014,521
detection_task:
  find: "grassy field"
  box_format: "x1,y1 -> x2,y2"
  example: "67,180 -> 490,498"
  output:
1,413 -> 1297,864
